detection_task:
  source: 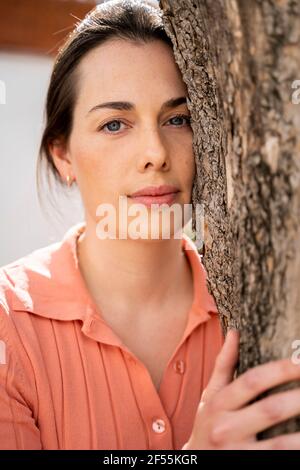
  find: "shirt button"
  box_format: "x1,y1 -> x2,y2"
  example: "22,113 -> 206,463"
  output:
173,359 -> 185,374
152,419 -> 166,434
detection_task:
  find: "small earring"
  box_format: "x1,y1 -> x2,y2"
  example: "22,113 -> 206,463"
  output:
66,174 -> 75,187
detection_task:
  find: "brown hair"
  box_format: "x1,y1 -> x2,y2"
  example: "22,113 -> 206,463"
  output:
36,0 -> 173,213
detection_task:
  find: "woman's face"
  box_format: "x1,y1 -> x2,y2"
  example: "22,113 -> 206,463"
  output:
52,39 -> 195,240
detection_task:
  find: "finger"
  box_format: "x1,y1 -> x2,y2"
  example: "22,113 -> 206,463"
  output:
201,328 -> 239,403
213,388 -> 300,443
215,357 -> 300,411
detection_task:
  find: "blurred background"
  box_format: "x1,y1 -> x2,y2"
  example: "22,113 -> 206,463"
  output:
0,0 -> 106,265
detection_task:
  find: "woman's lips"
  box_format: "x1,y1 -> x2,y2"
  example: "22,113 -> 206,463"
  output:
128,192 -> 179,207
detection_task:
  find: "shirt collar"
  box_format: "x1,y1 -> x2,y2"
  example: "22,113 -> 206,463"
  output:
3,221 -> 218,323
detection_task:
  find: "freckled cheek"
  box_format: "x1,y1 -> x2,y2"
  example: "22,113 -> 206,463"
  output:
180,150 -> 195,181
73,147 -> 106,181
180,155 -> 195,204
186,141 -> 196,172
172,138 -> 194,173
73,150 -> 124,204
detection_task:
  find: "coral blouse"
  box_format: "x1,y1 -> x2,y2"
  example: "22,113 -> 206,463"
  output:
0,222 -> 224,450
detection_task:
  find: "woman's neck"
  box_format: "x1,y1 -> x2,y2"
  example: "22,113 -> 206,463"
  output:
76,220 -> 192,318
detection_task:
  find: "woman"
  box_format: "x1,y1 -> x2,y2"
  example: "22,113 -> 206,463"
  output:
1,0 -> 300,450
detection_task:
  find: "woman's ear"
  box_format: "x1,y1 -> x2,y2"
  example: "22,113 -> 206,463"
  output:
48,139 -> 75,183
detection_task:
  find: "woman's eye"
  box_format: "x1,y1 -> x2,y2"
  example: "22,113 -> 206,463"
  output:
98,120 -> 125,133
168,114 -> 191,127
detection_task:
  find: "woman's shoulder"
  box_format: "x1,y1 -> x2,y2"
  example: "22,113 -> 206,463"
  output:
0,221 -> 87,323
0,237 -> 64,315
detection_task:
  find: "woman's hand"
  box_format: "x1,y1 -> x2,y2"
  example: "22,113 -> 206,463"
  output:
182,329 -> 300,450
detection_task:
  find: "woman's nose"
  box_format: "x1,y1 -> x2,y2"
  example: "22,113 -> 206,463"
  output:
136,127 -> 170,172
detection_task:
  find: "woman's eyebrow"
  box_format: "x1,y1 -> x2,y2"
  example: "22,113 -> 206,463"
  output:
86,96 -> 187,116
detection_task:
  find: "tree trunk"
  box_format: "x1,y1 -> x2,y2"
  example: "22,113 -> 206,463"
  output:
159,0 -> 300,438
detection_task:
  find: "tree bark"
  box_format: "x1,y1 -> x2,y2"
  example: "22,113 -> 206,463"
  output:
159,0 -> 300,437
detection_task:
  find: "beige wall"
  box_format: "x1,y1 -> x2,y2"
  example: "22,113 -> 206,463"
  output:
0,51 -> 84,266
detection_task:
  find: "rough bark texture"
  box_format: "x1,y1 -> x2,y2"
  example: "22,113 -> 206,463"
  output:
159,0 -> 300,437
